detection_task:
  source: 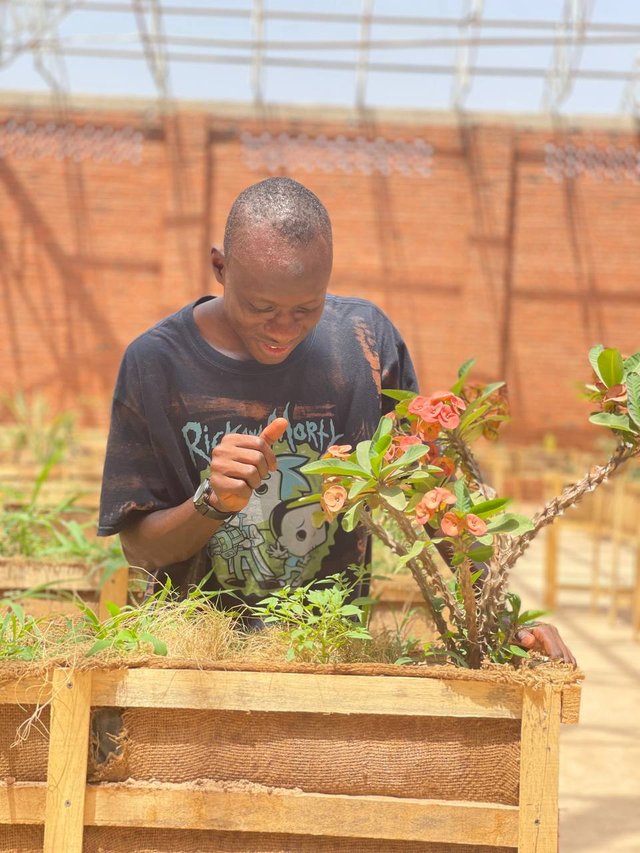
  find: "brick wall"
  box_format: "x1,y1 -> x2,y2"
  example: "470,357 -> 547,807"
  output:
1,98 -> 639,446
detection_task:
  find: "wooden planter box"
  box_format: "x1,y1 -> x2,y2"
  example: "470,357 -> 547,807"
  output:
0,558 -> 129,620
0,662 -> 581,852
369,572 -> 436,641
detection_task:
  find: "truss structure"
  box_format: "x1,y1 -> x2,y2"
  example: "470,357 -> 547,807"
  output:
1,0 -> 640,115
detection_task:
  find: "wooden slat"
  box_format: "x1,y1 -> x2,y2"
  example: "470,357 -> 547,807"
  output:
97,567 -> 129,620
560,685 -> 581,725
83,785 -> 519,847
0,561 -> 100,592
0,676 -> 53,706
0,783 -> 46,824
90,668 -> 524,718
43,670 -> 92,853
518,685 -> 561,852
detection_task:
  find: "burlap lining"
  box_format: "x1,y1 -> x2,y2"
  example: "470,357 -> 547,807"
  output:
88,708 -> 520,804
82,826 -> 515,853
0,824 -> 43,853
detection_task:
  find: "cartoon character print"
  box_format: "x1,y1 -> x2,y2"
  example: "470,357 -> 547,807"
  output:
206,450 -> 336,596
267,501 -> 328,586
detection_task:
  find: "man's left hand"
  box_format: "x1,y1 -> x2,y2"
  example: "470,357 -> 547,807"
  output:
515,623 -> 577,666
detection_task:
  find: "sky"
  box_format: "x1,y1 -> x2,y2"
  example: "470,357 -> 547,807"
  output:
1,0 -> 640,116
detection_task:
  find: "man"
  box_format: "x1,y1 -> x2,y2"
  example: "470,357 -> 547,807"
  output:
98,176 -> 575,664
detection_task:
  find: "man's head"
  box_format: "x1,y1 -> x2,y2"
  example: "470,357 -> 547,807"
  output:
211,177 -> 333,364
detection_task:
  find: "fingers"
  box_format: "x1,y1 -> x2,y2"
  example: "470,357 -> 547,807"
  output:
515,624 -> 577,667
207,420 -> 289,513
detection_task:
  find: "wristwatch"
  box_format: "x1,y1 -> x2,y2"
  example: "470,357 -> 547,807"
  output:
193,479 -> 237,522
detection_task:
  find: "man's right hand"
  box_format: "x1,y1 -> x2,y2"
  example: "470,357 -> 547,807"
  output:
207,417 -> 289,514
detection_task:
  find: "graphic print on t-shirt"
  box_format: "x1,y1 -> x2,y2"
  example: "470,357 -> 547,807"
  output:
181,403 -> 343,598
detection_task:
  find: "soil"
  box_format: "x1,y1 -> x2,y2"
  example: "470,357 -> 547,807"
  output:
510,528 -> 640,853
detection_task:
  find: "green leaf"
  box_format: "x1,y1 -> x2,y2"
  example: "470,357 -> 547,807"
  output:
623,351 -> 640,378
86,638 -> 112,657
588,344 -> 605,381
453,479 -> 472,512
450,358 -> 476,394
139,632 -> 168,656
469,497 -> 511,518
372,433 -> 393,457
383,444 -> 431,472
588,411 -> 637,434
371,415 -> 393,444
597,348 -> 624,388
341,502 -> 362,532
348,479 -> 373,500
486,513 -> 534,534
395,540 -> 427,570
291,493 -> 323,507
379,485 -> 407,511
381,389 -> 416,401
626,373 -> 640,429
301,459 -> 369,477
507,644 -> 530,658
468,544 -> 494,562
356,441 -> 373,474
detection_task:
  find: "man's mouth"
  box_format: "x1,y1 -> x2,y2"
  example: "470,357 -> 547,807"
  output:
260,341 -> 294,356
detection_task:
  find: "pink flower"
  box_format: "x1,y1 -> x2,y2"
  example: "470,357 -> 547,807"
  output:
415,499 -> 435,525
432,456 -> 456,478
384,434 -> 422,463
465,513 -> 488,536
441,511 -> 464,537
423,487 -> 457,511
408,391 -> 466,430
320,485 -> 348,521
323,444 -> 352,460
603,384 -> 627,403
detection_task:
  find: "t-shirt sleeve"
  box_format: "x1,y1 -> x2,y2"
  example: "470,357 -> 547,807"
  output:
376,310 -> 420,414
97,348 -> 174,537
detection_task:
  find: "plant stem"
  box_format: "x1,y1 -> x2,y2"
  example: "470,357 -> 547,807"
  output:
457,557 -> 482,669
449,432 -> 493,499
359,510 -> 455,652
498,440 -> 640,571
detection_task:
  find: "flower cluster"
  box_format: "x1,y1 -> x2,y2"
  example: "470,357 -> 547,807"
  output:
407,391 -> 466,430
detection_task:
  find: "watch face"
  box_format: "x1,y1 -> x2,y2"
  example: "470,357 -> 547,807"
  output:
194,479 -> 210,505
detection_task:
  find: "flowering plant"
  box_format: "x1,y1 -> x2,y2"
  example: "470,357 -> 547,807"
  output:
299,346 -> 640,668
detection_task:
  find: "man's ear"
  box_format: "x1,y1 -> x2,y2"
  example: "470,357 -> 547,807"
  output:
211,246 -> 225,286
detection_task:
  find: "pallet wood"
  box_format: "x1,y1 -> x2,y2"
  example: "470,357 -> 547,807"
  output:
0,665 -> 581,852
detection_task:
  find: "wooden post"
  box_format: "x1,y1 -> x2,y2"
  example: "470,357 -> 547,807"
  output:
98,567 -> 129,621
43,669 -> 92,853
518,685 -> 561,852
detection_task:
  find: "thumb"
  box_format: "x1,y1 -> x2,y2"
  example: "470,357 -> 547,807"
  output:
515,628 -> 536,650
260,417 -> 289,447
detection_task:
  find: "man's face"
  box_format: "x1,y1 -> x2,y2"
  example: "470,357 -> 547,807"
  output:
212,226 -> 332,365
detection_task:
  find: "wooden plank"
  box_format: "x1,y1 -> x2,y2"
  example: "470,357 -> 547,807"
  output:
43,670 -> 92,853
0,783 -> 46,824
83,785 -> 519,847
0,676 -> 53,706
0,560 -> 100,592
90,668 -> 524,718
560,685 -> 581,725
97,567 -> 129,621
518,685 -> 561,852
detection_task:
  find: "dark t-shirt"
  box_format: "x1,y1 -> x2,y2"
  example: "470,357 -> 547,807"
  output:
98,294 -> 418,604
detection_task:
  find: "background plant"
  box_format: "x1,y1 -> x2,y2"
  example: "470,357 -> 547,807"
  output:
299,347 -> 640,668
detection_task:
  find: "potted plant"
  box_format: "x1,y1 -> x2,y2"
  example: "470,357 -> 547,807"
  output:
3,346 -> 634,852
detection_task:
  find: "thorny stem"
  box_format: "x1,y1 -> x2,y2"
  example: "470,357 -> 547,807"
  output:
382,503 -> 464,622
449,432 -> 494,499
359,510 -> 455,652
498,440 -> 640,571
458,557 -> 482,668
478,440 -> 640,641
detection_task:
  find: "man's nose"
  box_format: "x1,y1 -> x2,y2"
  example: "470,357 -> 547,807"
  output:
265,314 -> 299,340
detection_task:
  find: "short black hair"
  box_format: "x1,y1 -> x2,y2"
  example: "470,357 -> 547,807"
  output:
224,177 -> 332,257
